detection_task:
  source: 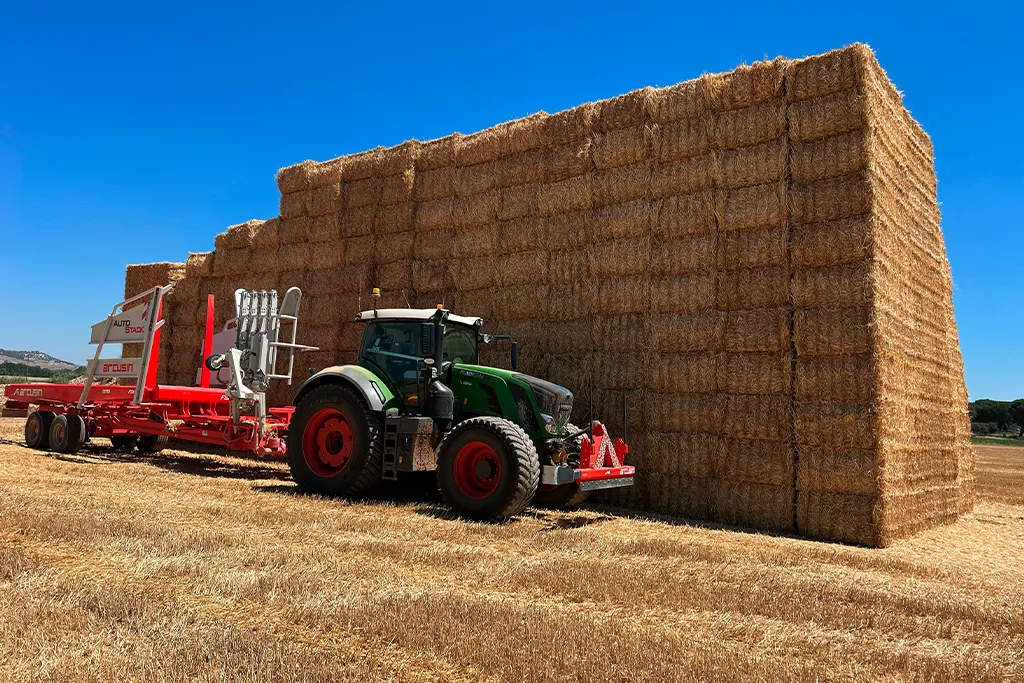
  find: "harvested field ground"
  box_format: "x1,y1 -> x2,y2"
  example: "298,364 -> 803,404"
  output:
0,416 -> 1021,682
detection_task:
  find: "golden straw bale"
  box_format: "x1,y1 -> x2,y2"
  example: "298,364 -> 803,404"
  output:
543,141 -> 591,182
545,210 -> 591,250
592,126 -> 654,171
791,216 -> 871,268
497,216 -> 545,255
789,88 -> 867,143
453,193 -> 498,229
279,216 -> 311,245
498,184 -> 538,221
786,43 -> 870,103
538,176 -> 590,215
724,308 -> 789,352
307,157 -> 345,189
646,392 -> 726,434
494,149 -> 545,188
650,353 -> 718,394
308,215 -> 340,244
655,77 -> 713,123
341,149 -> 382,181
303,266 -> 365,297
538,103 -> 595,148
794,308 -> 870,356
505,113 -> 547,155
714,99 -> 787,149
450,226 -> 496,259
656,191 -> 717,238
250,218 -> 280,252
414,230 -> 455,261
302,326 -> 341,350
595,314 -> 649,352
308,184 -> 342,217
600,276 -> 652,315
716,438 -> 793,487
657,117 -> 712,163
646,474 -> 709,519
376,203 -> 414,234
167,350 -> 201,380
344,177 -> 383,209
378,173 -> 416,209
412,260 -> 450,292
416,197 -> 454,231
651,154 -> 715,197
212,248 -> 249,277
185,252 -> 214,278
493,285 -> 550,321
279,243 -> 311,272
592,200 -> 651,241
649,234 -> 716,276
791,131 -> 870,183
724,394 -> 790,442
249,251 -> 284,275
719,138 -> 787,189
308,242 -> 346,271
342,236 -> 374,266
593,352 -> 647,390
337,323 -> 363,351
171,276 -> 200,302
375,259 -> 412,292
589,237 -> 650,278
716,266 -> 789,310
714,57 -> 786,111
796,403 -> 875,450
374,231 -> 414,263
648,273 -> 716,314
448,256 -> 494,291
593,163 -> 650,207
797,446 -> 878,495
125,262 -> 185,298
414,166 -> 455,201
376,141 -> 420,177
455,125 -> 507,167
415,134 -> 460,171
594,87 -> 657,133
717,226 -> 787,269
455,162 -> 497,197
219,219 -> 266,250
796,356 -> 875,405
340,206 -> 376,238
279,190 -> 310,219
650,312 -> 725,352
718,351 -> 792,395
546,318 -> 593,354
797,490 -> 877,546
493,250 -> 547,287
547,249 -> 590,285
712,481 -> 793,532
720,181 -> 786,231
276,161 -> 313,194
791,264 -> 869,309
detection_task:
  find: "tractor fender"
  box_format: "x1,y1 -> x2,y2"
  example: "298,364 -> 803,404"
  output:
292,365 -> 393,411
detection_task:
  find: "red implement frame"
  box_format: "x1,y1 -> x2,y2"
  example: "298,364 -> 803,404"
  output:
3,288 -> 292,456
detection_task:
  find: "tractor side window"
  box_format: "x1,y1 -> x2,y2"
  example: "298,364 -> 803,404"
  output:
443,326 -> 478,366
360,322 -> 423,407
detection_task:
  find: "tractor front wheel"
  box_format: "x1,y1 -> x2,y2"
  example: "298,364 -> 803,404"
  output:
437,417 -> 539,521
287,383 -> 383,496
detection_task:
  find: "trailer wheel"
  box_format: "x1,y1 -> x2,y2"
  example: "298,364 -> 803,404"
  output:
534,422 -> 590,510
136,434 -> 169,454
437,417 -> 539,521
49,414 -> 86,454
110,436 -> 138,452
288,383 -> 383,496
25,411 -> 55,450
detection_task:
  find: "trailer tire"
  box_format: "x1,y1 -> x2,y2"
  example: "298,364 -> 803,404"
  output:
49,414 -> 86,454
110,436 -> 138,452
533,422 -> 590,510
136,434 -> 169,454
25,411 -> 55,450
288,382 -> 383,496
437,417 -> 539,521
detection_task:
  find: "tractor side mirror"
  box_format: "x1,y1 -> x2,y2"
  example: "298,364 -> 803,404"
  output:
420,323 -> 436,357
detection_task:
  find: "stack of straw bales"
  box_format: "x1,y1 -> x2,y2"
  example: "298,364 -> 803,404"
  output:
124,44 -> 970,546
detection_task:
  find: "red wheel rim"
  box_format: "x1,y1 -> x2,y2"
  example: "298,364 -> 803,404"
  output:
53,421 -> 65,444
453,441 -> 501,499
28,418 -> 40,442
302,408 -> 355,478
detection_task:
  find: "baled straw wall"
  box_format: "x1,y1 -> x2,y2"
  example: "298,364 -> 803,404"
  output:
124,44 -> 970,546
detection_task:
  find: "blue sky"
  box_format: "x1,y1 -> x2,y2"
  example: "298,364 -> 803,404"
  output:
0,1 -> 1020,399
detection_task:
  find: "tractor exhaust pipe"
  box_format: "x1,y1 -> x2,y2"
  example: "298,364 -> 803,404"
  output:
510,341 -> 519,371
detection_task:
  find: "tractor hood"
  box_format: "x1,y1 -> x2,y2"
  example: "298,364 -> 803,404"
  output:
452,364 -> 574,433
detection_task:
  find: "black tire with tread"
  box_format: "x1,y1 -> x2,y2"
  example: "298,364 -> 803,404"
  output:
533,422 -> 591,510
136,434 -> 169,454
25,411 -> 55,450
287,383 -> 383,496
110,435 -> 138,452
49,414 -> 86,453
437,416 -> 540,521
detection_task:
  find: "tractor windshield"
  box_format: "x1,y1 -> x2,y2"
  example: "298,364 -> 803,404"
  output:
443,325 -> 478,365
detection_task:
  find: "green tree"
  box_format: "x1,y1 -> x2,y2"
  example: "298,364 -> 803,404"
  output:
972,399 -> 1013,430
1009,399 -> 1024,437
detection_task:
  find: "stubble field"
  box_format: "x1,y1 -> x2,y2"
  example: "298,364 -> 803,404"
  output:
0,417 -> 1021,682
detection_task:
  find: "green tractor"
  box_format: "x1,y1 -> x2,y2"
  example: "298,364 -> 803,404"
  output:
286,295 -> 635,520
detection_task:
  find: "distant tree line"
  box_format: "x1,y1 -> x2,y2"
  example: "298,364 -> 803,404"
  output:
0,361 -> 86,383
970,399 -> 1024,437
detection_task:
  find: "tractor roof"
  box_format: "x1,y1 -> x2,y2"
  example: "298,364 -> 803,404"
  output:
355,308 -> 483,328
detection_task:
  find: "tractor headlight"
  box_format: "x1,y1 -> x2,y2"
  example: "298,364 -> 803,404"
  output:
541,413 -> 556,434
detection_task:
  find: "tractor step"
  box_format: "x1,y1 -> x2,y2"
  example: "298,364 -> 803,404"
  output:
382,419 -> 399,481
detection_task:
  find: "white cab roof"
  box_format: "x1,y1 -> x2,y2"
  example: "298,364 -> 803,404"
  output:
355,308 -> 483,328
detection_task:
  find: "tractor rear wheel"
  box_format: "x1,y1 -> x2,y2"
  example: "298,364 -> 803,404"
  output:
437,417 -> 539,521
49,414 -> 86,454
136,434 -> 169,454
25,411 -> 55,450
288,383 -> 383,496
533,422 -> 591,510
110,435 -> 138,452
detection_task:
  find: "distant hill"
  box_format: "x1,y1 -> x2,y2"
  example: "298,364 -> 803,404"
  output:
0,349 -> 78,371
